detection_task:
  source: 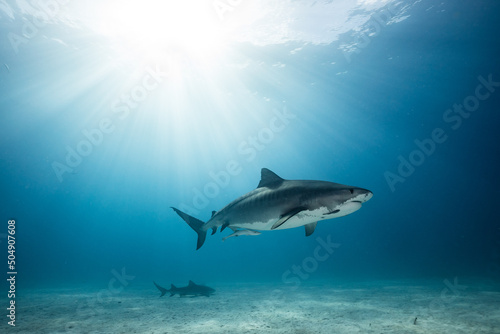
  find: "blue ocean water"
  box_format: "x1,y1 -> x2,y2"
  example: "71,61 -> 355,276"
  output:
1,0 -> 500,331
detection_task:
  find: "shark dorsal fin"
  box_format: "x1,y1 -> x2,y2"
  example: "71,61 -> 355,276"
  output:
188,280 -> 196,287
258,168 -> 284,188
211,211 -> 216,218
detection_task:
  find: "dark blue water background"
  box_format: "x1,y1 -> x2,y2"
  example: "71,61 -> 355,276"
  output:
0,0 -> 499,290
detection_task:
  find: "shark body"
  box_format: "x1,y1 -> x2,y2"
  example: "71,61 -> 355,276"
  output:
154,280 -> 215,297
172,168 -> 373,250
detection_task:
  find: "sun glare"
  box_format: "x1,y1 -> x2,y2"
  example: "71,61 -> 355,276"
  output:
96,0 -> 227,61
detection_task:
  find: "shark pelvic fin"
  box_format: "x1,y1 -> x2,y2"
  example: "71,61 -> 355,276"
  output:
272,207 -> 307,230
305,222 -> 317,237
171,207 -> 207,250
257,168 -> 284,188
220,222 -> 230,232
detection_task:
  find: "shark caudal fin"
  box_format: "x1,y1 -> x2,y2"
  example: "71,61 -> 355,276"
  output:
171,207 -> 208,250
153,281 -> 169,297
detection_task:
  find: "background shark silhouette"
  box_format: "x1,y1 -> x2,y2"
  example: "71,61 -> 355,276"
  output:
154,281 -> 215,297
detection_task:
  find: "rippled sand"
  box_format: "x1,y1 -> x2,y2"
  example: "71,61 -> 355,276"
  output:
3,280 -> 499,333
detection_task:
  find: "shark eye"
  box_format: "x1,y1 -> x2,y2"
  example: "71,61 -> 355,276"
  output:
349,189 -> 354,194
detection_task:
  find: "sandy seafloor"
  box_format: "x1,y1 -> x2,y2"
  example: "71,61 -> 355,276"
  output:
2,279 -> 499,334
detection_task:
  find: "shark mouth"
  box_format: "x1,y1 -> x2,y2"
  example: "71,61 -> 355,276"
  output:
326,201 -> 363,217
326,200 -> 360,215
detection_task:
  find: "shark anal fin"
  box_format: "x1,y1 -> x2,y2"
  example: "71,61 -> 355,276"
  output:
272,207 -> 307,230
211,226 -> 217,235
305,222 -> 317,237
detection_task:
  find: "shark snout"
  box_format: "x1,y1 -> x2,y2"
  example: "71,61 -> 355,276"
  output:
352,188 -> 373,203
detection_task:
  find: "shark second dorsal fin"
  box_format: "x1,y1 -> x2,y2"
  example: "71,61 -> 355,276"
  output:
258,168 -> 284,188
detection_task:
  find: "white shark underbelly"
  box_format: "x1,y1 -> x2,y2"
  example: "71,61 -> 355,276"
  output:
231,201 -> 363,231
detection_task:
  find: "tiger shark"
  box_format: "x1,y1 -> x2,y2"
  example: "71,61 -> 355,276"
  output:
172,168 -> 373,250
154,280 -> 215,297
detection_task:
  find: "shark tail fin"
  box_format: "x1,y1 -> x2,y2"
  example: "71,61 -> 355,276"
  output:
171,207 -> 208,250
153,281 -> 168,297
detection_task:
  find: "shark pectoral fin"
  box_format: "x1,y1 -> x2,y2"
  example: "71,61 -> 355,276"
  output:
305,222 -> 317,237
271,207 -> 307,230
